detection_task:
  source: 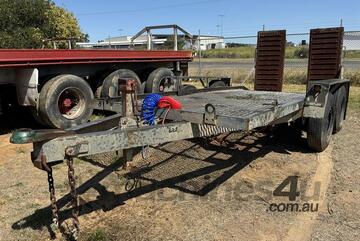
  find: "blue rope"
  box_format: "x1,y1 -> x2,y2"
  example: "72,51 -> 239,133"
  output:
141,93 -> 162,125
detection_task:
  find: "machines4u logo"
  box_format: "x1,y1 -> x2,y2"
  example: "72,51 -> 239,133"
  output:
268,176 -> 319,213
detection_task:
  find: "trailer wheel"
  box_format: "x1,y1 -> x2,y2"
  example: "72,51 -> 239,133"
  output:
39,75 -> 94,128
307,93 -> 335,152
101,69 -> 142,97
145,68 -> 176,93
333,86 -> 347,134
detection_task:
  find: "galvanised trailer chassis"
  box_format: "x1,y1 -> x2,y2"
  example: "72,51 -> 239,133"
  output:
10,78 -> 350,239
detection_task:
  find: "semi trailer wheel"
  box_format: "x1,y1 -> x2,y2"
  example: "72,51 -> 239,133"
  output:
145,68 -> 176,93
307,93 -> 335,152
38,74 -> 94,129
100,69 -> 142,98
333,86 -> 347,134
29,107 -> 47,126
209,80 -> 226,88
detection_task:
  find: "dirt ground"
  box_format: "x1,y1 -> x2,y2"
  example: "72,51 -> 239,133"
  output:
0,110 -> 359,241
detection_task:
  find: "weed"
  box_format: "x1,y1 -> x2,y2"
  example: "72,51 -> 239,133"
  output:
16,147 -> 26,154
13,182 -> 23,187
90,114 -> 105,122
28,203 -> 41,209
86,229 -> 108,241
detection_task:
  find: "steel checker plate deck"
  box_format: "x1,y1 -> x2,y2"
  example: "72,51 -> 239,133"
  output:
35,89 -> 305,163
255,30 -> 286,92
162,89 -> 305,130
307,27 -> 344,81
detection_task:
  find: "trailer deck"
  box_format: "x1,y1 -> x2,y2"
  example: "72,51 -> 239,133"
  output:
12,86 -> 307,164
161,89 -> 305,130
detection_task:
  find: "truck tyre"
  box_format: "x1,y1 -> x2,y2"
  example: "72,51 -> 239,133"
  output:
333,86 -> 347,134
30,107 -> 47,126
307,93 -> 335,152
39,75 -> 94,129
100,69 -> 142,98
145,68 -> 176,93
209,80 -> 226,88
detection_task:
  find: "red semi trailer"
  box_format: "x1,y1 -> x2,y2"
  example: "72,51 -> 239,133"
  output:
0,48 -> 193,128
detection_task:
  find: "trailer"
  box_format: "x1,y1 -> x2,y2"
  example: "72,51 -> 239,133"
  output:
9,27 -> 350,239
0,25 -> 197,129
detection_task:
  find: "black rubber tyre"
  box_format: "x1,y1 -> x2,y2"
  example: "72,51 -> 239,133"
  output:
38,74 -> 94,129
37,75 -> 64,127
209,80 -> 226,88
100,69 -> 142,98
182,84 -> 197,90
145,68 -> 176,93
178,84 -> 197,95
307,93 -> 335,152
29,107 -> 47,126
140,81 -> 146,94
333,86 -> 347,134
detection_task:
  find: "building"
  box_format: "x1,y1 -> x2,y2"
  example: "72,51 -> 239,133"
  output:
76,35 -> 168,49
191,35 -> 225,50
76,34 -> 226,50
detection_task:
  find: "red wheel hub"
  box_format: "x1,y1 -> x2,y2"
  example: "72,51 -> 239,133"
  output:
63,98 -> 72,107
58,90 -> 80,116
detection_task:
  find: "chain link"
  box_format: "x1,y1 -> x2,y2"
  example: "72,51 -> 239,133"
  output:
47,168 -> 59,231
66,157 -> 80,240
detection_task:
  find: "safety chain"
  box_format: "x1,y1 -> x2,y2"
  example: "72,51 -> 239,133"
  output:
66,157 -> 80,240
47,168 -> 59,231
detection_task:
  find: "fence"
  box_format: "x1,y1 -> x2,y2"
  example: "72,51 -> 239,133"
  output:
189,31 -> 360,86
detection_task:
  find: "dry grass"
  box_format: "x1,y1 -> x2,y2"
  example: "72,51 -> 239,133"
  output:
348,85 -> 360,110
190,67 -> 309,84
189,67 -> 252,83
189,67 -> 360,86
344,70 -> 360,86
201,46 -> 360,59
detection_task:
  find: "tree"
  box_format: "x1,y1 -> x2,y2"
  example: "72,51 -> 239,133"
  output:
162,36 -> 186,50
294,46 -> 309,59
0,0 -> 88,48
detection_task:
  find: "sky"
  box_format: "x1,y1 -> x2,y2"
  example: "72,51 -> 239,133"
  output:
53,0 -> 360,43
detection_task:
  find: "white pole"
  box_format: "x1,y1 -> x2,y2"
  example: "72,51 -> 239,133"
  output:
198,29 -> 201,76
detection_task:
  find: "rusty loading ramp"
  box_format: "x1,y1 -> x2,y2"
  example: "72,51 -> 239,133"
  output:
159,89 -> 305,130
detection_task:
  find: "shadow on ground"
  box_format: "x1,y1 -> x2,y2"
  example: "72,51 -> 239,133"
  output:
11,124 -> 311,239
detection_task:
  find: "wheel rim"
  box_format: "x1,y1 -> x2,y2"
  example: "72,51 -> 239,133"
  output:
158,76 -> 175,92
57,88 -> 86,120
